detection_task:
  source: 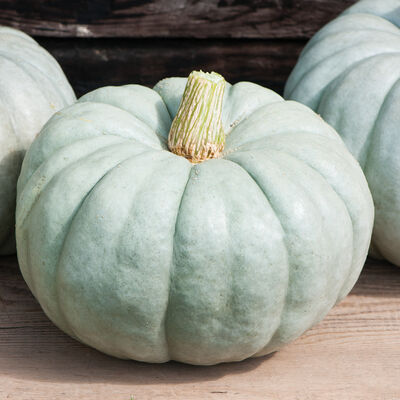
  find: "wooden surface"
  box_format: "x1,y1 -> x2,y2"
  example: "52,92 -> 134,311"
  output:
37,37 -> 303,97
0,256 -> 399,400
1,1 -> 360,97
1,0 -> 357,39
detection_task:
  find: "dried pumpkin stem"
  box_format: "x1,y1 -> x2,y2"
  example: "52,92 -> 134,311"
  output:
168,70 -> 226,163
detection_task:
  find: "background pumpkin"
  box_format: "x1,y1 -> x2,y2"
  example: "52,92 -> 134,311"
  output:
0,26 -> 75,254
16,72 -> 374,365
284,0 -> 400,266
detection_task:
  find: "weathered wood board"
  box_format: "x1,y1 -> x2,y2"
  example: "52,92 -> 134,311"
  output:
0,257 -> 399,400
0,0 -> 357,38
37,38 -> 304,97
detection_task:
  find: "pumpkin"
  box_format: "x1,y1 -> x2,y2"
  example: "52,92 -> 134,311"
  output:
0,26 -> 75,254
16,71 -> 373,365
285,0 -> 400,265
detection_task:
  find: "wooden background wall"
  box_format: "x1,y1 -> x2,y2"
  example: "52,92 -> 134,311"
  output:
0,0 -> 358,97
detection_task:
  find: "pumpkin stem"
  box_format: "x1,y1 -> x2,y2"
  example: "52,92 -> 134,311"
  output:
168,70 -> 226,163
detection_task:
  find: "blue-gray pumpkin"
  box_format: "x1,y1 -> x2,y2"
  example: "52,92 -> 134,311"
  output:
0,26 -> 75,254
16,71 -> 373,365
285,0 -> 400,265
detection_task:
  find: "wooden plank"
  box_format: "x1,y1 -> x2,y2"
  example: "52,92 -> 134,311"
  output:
37,38 -> 304,97
0,0 -> 357,38
0,256 -> 399,399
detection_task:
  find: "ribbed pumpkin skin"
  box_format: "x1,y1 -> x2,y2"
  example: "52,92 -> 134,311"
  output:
0,26 -> 75,254
16,79 -> 373,365
285,0 -> 400,265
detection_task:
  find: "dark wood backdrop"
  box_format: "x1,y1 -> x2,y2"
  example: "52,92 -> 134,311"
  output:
1,0 -> 357,97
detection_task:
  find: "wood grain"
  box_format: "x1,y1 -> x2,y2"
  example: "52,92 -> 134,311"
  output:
0,0 -> 357,38
37,37 -> 304,97
0,256 -> 399,400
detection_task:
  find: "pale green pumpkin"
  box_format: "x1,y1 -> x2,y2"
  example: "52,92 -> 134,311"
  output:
285,0 -> 400,265
16,71 -> 373,365
0,26 -> 75,254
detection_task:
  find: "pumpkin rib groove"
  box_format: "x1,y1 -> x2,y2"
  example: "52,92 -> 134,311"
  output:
0,35 -> 75,104
222,84 -> 284,138
17,138 -> 137,229
224,156 -> 290,356
0,40 -> 75,101
18,110 -> 162,192
0,51 -> 69,110
18,142 -> 153,296
53,152 -> 188,361
288,43 -> 400,107
305,26 -> 400,51
286,27 -> 400,98
227,132 -> 364,299
228,147 -> 356,355
223,101 -> 304,149
18,134 -> 144,198
266,138 -> 362,298
262,151 -> 351,334
300,29 -> 400,63
163,163 -> 192,361
0,58 -> 51,143
230,157 -> 287,355
224,158 -> 291,358
225,127 -> 343,160
242,135 -> 369,301
226,133 -> 333,156
268,152 -> 355,309
74,100 -> 168,149
334,57 -> 400,170
33,102 -> 164,162
225,155 -> 288,254
362,75 -> 400,171
318,54 -> 400,168
286,19 -> 397,95
152,80 -> 175,121
293,151 -> 368,300
121,85 -> 172,132
223,102 -> 280,139
298,13 -> 400,57
0,48 -> 72,105
223,100 -> 285,138
223,101 -> 339,155
78,86 -> 171,144
53,149 -> 157,341
362,77 -> 400,263
51,151 -> 187,362
276,153 -> 356,302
